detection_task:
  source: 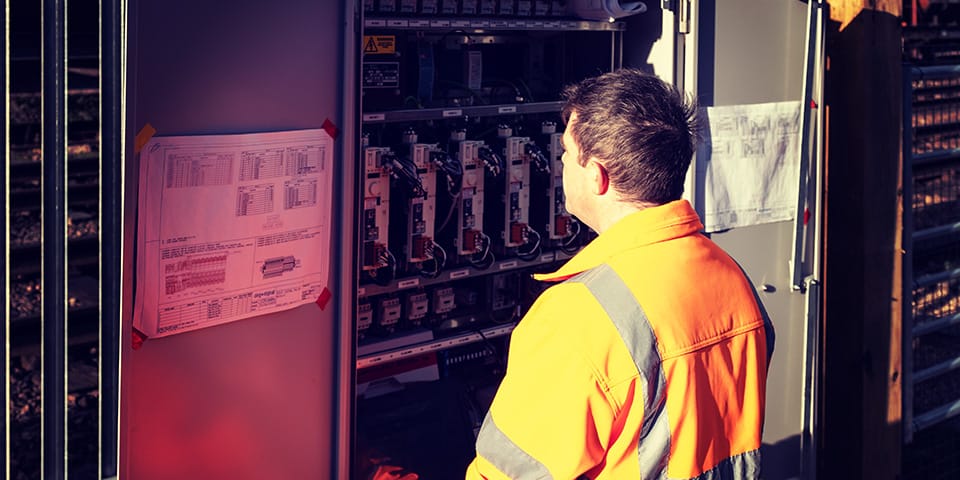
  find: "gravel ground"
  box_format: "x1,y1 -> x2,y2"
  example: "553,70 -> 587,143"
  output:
9,347 -> 100,479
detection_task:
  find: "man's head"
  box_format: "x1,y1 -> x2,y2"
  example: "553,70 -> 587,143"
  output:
560,69 -> 698,214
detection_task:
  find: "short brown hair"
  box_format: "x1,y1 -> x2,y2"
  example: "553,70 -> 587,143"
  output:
561,69 -> 698,205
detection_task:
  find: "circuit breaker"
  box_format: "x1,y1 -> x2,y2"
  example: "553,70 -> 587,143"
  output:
398,129 -> 442,276
361,142 -> 396,278
487,124 -> 538,258
450,129 -> 499,266
530,120 -> 577,246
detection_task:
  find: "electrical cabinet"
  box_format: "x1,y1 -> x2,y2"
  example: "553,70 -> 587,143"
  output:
353,7 -> 623,478
119,2 -> 816,479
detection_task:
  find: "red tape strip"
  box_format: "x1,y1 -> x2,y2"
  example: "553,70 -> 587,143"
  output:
316,287 -> 333,310
322,118 -> 339,140
132,327 -> 148,351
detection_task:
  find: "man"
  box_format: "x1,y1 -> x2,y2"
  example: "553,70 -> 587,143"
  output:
465,69 -> 775,479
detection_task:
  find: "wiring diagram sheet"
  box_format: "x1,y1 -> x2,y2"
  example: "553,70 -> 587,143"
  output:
135,129 -> 334,338
696,100 -> 802,232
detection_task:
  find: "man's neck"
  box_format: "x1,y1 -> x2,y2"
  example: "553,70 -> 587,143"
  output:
587,199 -> 648,234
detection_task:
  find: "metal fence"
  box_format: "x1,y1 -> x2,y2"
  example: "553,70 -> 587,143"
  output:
903,64 -> 960,479
4,0 -> 121,477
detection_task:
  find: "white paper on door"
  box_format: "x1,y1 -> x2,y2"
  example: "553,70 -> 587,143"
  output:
134,129 -> 334,338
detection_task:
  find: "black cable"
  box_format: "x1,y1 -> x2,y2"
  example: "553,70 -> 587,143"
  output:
371,249 -> 397,286
437,29 -> 475,47
474,327 -> 507,372
524,142 -> 550,174
469,232 -> 495,270
477,146 -> 503,176
517,228 -> 542,262
436,190 -> 462,235
430,150 -> 462,195
420,241 -> 447,279
389,155 -> 426,198
560,220 -> 583,255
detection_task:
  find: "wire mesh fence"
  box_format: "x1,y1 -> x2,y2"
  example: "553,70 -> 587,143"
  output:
903,416 -> 960,480
913,76 -> 960,154
904,63 -> 960,480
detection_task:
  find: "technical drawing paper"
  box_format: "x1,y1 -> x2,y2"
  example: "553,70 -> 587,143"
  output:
135,129 -> 333,338
695,101 -> 801,232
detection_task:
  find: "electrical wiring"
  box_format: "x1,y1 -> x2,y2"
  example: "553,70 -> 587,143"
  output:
560,219 -> 583,255
403,96 -> 423,109
436,78 -> 486,106
430,150 -> 463,195
524,142 -> 550,174
420,240 -> 447,278
473,327 -> 508,371
437,29 -> 474,47
517,227 -> 542,261
372,248 -> 398,286
390,156 -> 426,198
514,77 -> 536,103
477,146 -> 503,176
436,190 -> 462,235
470,232 -> 495,270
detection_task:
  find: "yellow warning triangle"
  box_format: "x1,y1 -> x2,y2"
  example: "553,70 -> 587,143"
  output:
364,37 -> 378,54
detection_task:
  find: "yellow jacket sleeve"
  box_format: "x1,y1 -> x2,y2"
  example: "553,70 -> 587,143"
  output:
466,283 -> 621,479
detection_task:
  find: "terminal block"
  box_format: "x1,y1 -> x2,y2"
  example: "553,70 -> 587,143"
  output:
554,214 -> 573,237
362,146 -> 395,272
462,229 -> 482,254
412,234 -> 433,260
510,222 -> 529,245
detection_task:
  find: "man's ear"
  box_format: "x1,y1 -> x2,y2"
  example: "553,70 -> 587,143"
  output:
588,159 -> 609,196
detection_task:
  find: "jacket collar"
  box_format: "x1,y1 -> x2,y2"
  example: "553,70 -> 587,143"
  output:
534,199 -> 704,282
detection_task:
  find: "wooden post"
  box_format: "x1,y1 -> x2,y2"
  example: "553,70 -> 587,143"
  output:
822,2 -> 903,479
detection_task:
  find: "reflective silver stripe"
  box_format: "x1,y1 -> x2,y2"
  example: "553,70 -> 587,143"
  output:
476,411 -> 553,479
688,449 -> 762,480
572,264 -> 764,480
570,264 -> 670,479
639,408 -> 672,479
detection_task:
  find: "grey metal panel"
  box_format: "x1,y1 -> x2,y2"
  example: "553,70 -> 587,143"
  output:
120,1 -> 348,478
699,1 -> 810,479
717,2 -> 805,103
714,222 -> 807,479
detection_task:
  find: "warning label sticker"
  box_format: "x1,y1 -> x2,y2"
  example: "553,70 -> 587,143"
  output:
363,35 -> 396,55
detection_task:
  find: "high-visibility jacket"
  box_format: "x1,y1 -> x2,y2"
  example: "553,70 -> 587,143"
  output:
465,200 -> 774,480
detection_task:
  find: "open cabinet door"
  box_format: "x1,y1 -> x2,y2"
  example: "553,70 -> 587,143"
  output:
677,1 -> 821,478
119,1 -> 356,478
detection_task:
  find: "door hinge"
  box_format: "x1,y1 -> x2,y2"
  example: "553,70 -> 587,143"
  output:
664,0 -> 692,35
